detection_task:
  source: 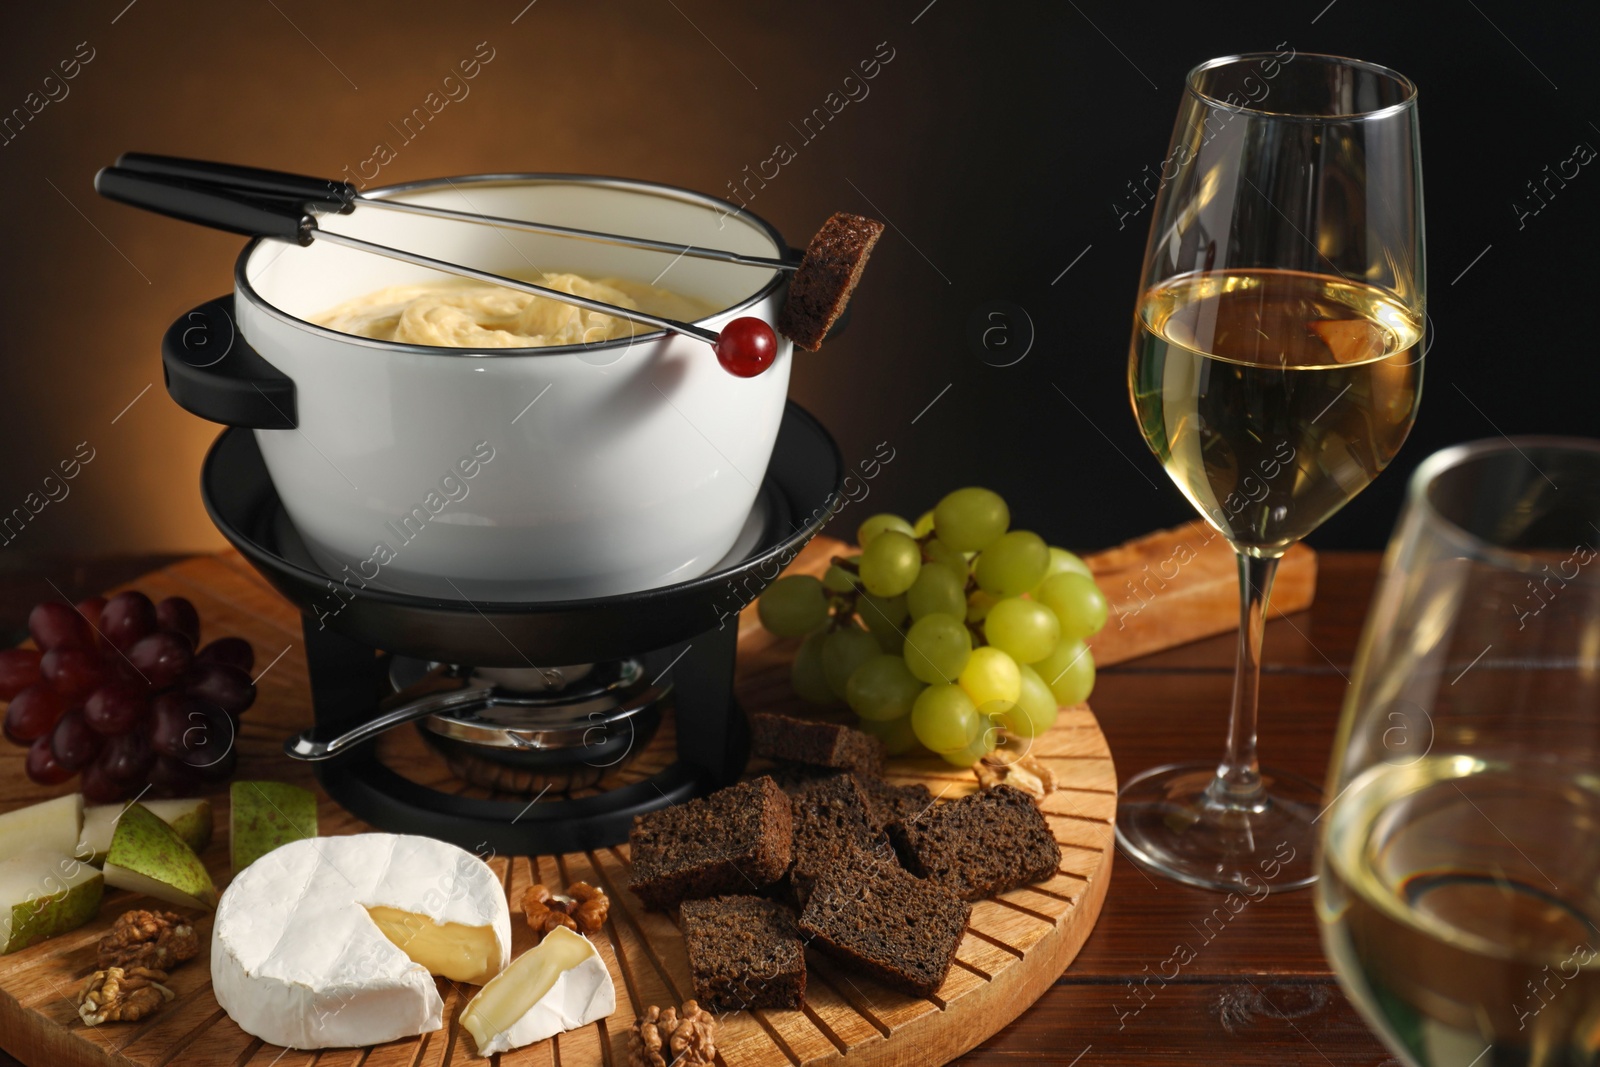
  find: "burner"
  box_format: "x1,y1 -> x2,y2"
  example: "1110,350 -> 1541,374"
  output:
201,402 -> 843,854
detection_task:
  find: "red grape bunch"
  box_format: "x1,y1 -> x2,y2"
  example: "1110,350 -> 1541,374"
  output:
1,591 -> 257,802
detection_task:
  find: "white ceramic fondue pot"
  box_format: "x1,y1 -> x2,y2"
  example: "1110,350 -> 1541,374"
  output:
172,175 -> 795,602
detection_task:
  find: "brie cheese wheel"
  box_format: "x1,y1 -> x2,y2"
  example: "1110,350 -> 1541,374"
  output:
462,926 -> 616,1055
212,833 -> 511,1049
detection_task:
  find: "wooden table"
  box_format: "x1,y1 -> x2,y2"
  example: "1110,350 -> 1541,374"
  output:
0,552 -> 1392,1066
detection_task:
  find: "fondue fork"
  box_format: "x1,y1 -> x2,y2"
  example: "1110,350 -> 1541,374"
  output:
115,153 -> 802,273
94,165 -> 779,376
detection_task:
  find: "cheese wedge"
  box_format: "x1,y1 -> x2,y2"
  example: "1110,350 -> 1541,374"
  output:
462,926 -> 616,1056
0,794 -> 83,858
212,833 -> 511,1049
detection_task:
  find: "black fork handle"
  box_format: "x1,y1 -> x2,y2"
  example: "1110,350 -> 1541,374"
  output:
116,152 -> 358,211
94,166 -> 317,244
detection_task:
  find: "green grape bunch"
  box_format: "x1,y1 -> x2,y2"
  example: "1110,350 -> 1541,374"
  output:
754,487 -> 1109,767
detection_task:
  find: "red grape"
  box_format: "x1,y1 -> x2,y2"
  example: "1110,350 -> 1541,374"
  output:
79,759 -> 127,803
40,646 -> 105,703
99,730 -> 154,788
0,648 -> 43,700
25,735 -> 74,785
194,744 -> 238,782
84,681 -> 150,736
28,601 -> 94,651
76,596 -> 107,636
100,591 -> 157,651
148,755 -> 200,798
150,692 -> 202,758
3,684 -> 67,744
714,317 -> 778,378
50,708 -> 102,771
128,631 -> 193,690
156,597 -> 200,649
196,637 -> 254,674
184,662 -> 256,717
175,702 -> 234,772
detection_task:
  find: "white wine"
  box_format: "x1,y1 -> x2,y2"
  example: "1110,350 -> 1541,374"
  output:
1130,269 -> 1423,556
1319,756 -> 1600,1066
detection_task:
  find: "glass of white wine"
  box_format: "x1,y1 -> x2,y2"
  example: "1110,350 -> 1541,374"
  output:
1119,53 -> 1424,891
1319,437 -> 1600,1067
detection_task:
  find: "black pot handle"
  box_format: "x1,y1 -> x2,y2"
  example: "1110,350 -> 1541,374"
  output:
162,296 -> 297,429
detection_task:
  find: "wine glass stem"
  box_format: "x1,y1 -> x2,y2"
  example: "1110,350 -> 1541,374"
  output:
1214,550 -> 1281,803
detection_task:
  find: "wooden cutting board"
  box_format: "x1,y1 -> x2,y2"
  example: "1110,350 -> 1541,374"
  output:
0,522 -> 1313,1067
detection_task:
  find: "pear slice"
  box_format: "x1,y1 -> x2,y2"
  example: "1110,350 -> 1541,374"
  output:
462,926 -> 615,1055
103,803 -> 218,910
230,781 -> 317,873
0,794 -> 84,859
78,798 -> 213,866
0,852 -> 103,953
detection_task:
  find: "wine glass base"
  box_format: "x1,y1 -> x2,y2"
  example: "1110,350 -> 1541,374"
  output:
1115,762 -> 1322,893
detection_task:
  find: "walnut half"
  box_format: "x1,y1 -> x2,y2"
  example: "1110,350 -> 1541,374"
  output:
628,1000 -> 716,1067
975,751 -> 1057,801
522,881 -> 610,940
77,967 -> 175,1025
97,909 -> 200,972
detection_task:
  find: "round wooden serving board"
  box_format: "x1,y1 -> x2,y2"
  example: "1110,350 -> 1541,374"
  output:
0,541 -> 1116,1067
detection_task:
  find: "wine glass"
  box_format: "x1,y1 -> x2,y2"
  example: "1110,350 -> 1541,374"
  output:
1117,52 -> 1425,892
1318,437 -> 1600,1066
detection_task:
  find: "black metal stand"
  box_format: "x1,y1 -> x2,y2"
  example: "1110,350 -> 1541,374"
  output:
302,616 -> 746,855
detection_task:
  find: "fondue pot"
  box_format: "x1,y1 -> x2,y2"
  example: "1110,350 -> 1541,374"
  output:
159,174 -> 796,602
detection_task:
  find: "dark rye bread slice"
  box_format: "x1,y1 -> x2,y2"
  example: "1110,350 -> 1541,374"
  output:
789,774 -> 885,904
628,775 -> 792,910
798,857 -> 970,997
857,776 -> 933,836
890,784 -> 1060,901
681,896 -> 806,1011
777,212 -> 885,351
750,713 -> 886,777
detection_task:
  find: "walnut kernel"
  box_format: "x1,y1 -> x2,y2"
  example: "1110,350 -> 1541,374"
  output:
77,966 -> 175,1025
97,909 -> 200,971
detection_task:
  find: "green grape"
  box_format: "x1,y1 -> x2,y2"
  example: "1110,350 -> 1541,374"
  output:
905,562 -> 967,621
857,592 -> 907,653
966,590 -> 999,623
1042,546 -> 1093,582
932,487 -> 1009,552
912,509 -> 936,537
1035,638 -> 1096,705
938,722 -> 999,767
974,530 -> 1049,596
846,654 -> 925,722
1035,572 -> 1109,641
823,560 -> 861,594
822,625 -> 881,699
910,684 -> 981,753
756,575 -> 830,637
958,646 -> 1022,713
923,538 -> 967,572
902,613 -> 972,684
857,712 -> 921,755
1002,664 -> 1060,737
982,597 -> 1060,663
857,513 -> 915,548
791,630 -> 836,704
858,531 -> 922,598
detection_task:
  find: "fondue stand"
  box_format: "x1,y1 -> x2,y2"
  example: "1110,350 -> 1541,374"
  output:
187,326 -> 843,853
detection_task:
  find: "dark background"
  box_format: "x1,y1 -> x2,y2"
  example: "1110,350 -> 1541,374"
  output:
0,0 -> 1595,571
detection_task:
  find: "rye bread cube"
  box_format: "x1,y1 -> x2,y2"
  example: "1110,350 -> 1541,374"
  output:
890,784 -> 1060,901
681,896 -> 806,1011
628,776 -> 792,910
789,774 -> 885,904
750,713 -> 886,777
798,857 -> 970,998
777,212 -> 885,351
